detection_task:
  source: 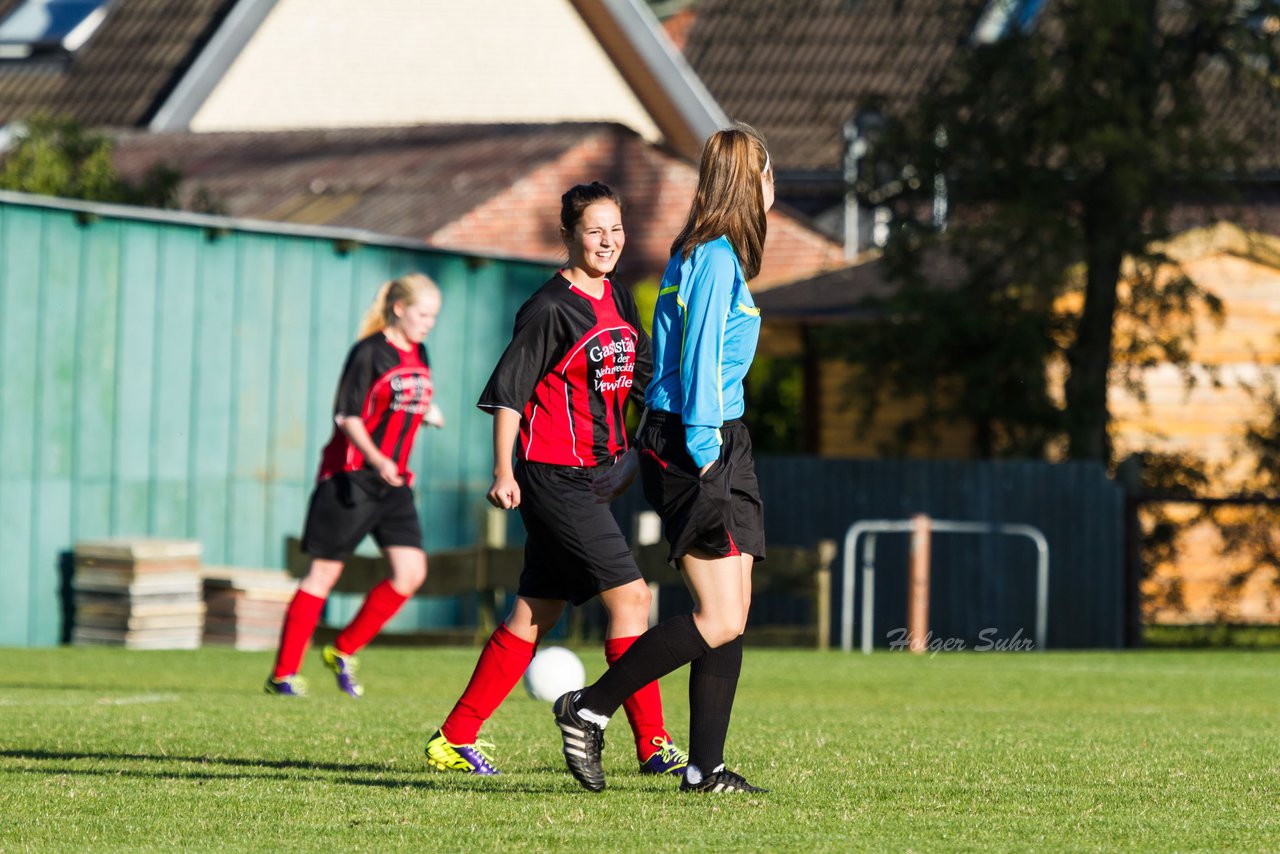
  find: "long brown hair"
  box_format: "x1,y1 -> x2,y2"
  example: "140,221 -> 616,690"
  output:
669,123 -> 771,280
356,273 -> 440,339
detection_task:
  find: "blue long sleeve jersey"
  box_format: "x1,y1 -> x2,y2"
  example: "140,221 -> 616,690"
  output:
645,236 -> 762,467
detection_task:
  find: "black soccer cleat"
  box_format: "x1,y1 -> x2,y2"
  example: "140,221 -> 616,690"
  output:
679,767 -> 768,794
553,690 -> 607,792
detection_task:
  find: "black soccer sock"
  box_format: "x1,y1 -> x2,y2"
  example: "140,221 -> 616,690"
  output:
687,634 -> 743,775
578,612 -> 710,718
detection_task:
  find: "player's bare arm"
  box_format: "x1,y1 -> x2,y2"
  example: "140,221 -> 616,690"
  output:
488,408 -> 522,509
338,415 -> 403,487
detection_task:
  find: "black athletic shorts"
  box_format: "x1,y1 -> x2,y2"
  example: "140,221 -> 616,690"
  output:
514,459 -> 644,606
301,469 -> 423,560
637,410 -> 765,564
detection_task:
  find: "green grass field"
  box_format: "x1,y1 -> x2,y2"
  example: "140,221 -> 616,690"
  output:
3,646 -> 1278,852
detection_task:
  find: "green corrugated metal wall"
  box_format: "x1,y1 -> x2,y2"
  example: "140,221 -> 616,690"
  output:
0,193 -> 547,647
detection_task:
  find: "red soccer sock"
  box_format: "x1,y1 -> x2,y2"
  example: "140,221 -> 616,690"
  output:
440,624 -> 536,746
606,635 -> 670,760
272,590 -> 326,679
334,580 -> 409,655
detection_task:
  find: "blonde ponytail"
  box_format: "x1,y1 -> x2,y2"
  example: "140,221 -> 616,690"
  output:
356,273 -> 440,339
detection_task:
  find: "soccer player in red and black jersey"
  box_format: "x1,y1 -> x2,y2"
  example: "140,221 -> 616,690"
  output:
422,183 -> 688,779
266,273 -> 443,698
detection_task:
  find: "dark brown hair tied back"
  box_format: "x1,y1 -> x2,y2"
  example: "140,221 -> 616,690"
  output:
560,181 -> 624,236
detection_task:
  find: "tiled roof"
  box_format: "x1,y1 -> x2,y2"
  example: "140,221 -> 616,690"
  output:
680,0 -> 977,173
754,248 -> 962,321
110,121 -> 846,287
1195,64 -> 1280,176
681,0 -> 1280,175
0,0 -> 237,127
111,123 -> 618,238
751,262 -> 886,321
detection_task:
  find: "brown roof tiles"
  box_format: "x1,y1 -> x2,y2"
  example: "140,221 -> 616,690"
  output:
110,123 -> 617,237
682,0 -> 1280,175
109,121 -> 846,288
0,0 -> 238,127
682,0 -> 977,172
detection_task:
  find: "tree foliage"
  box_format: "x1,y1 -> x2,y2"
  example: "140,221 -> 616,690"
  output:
1202,367 -> 1280,613
837,0 -> 1280,463
0,116 -> 181,207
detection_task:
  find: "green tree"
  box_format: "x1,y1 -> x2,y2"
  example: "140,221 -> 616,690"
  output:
840,0 -> 1279,463
1204,366 -> 1280,612
1,116 -> 180,207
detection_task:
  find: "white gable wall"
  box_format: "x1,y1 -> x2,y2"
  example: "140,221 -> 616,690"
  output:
188,0 -> 661,139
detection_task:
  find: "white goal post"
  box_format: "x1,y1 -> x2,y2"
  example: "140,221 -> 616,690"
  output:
840,517 -> 1049,654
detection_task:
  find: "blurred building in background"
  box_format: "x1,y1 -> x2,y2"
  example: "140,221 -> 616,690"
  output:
1,0 -> 845,286
110,122 -> 843,290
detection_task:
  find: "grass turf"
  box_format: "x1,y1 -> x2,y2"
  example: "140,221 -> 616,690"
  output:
2,646 -> 1278,852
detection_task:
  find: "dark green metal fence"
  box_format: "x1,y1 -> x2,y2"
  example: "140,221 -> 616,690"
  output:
0,192 -> 547,647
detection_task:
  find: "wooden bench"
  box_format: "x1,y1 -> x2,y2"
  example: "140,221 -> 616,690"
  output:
633,540 -> 836,649
286,529 -> 836,649
284,534 -> 524,644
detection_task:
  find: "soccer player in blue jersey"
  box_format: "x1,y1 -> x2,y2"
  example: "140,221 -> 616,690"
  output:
554,126 -> 774,794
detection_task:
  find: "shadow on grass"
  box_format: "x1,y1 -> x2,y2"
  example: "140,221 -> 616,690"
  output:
0,749 -> 576,794
0,683 -> 165,692
2,749 -> 394,774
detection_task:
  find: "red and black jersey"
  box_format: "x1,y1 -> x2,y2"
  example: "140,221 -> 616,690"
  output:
317,333 -> 434,486
478,273 -> 652,467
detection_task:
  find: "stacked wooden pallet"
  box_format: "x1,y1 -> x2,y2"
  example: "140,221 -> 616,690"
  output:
202,567 -> 297,650
72,539 -> 205,649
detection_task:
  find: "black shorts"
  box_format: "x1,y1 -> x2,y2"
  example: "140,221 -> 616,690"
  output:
637,411 -> 765,563
514,460 -> 643,606
301,469 -> 423,560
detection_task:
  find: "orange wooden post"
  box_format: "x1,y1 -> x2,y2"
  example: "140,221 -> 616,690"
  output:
907,514 -> 931,654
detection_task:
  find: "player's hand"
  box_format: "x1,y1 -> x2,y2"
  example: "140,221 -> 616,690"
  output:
591,449 -> 637,503
423,403 -> 446,429
377,457 -> 404,487
488,472 -> 520,509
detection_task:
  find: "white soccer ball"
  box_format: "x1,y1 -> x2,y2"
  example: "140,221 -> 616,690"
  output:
524,645 -> 586,703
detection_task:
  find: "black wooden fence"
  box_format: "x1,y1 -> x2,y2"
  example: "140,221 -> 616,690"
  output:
613,456 -> 1126,649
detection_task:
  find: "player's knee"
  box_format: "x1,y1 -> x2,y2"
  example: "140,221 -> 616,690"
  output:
702,624 -> 739,648
394,564 -> 427,594
603,581 -> 650,620
302,561 -> 344,595
530,612 -> 562,642
630,582 -> 652,614
697,613 -> 744,648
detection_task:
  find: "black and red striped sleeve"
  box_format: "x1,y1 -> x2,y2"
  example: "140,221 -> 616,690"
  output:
332,338 -> 378,418
478,295 -> 564,412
